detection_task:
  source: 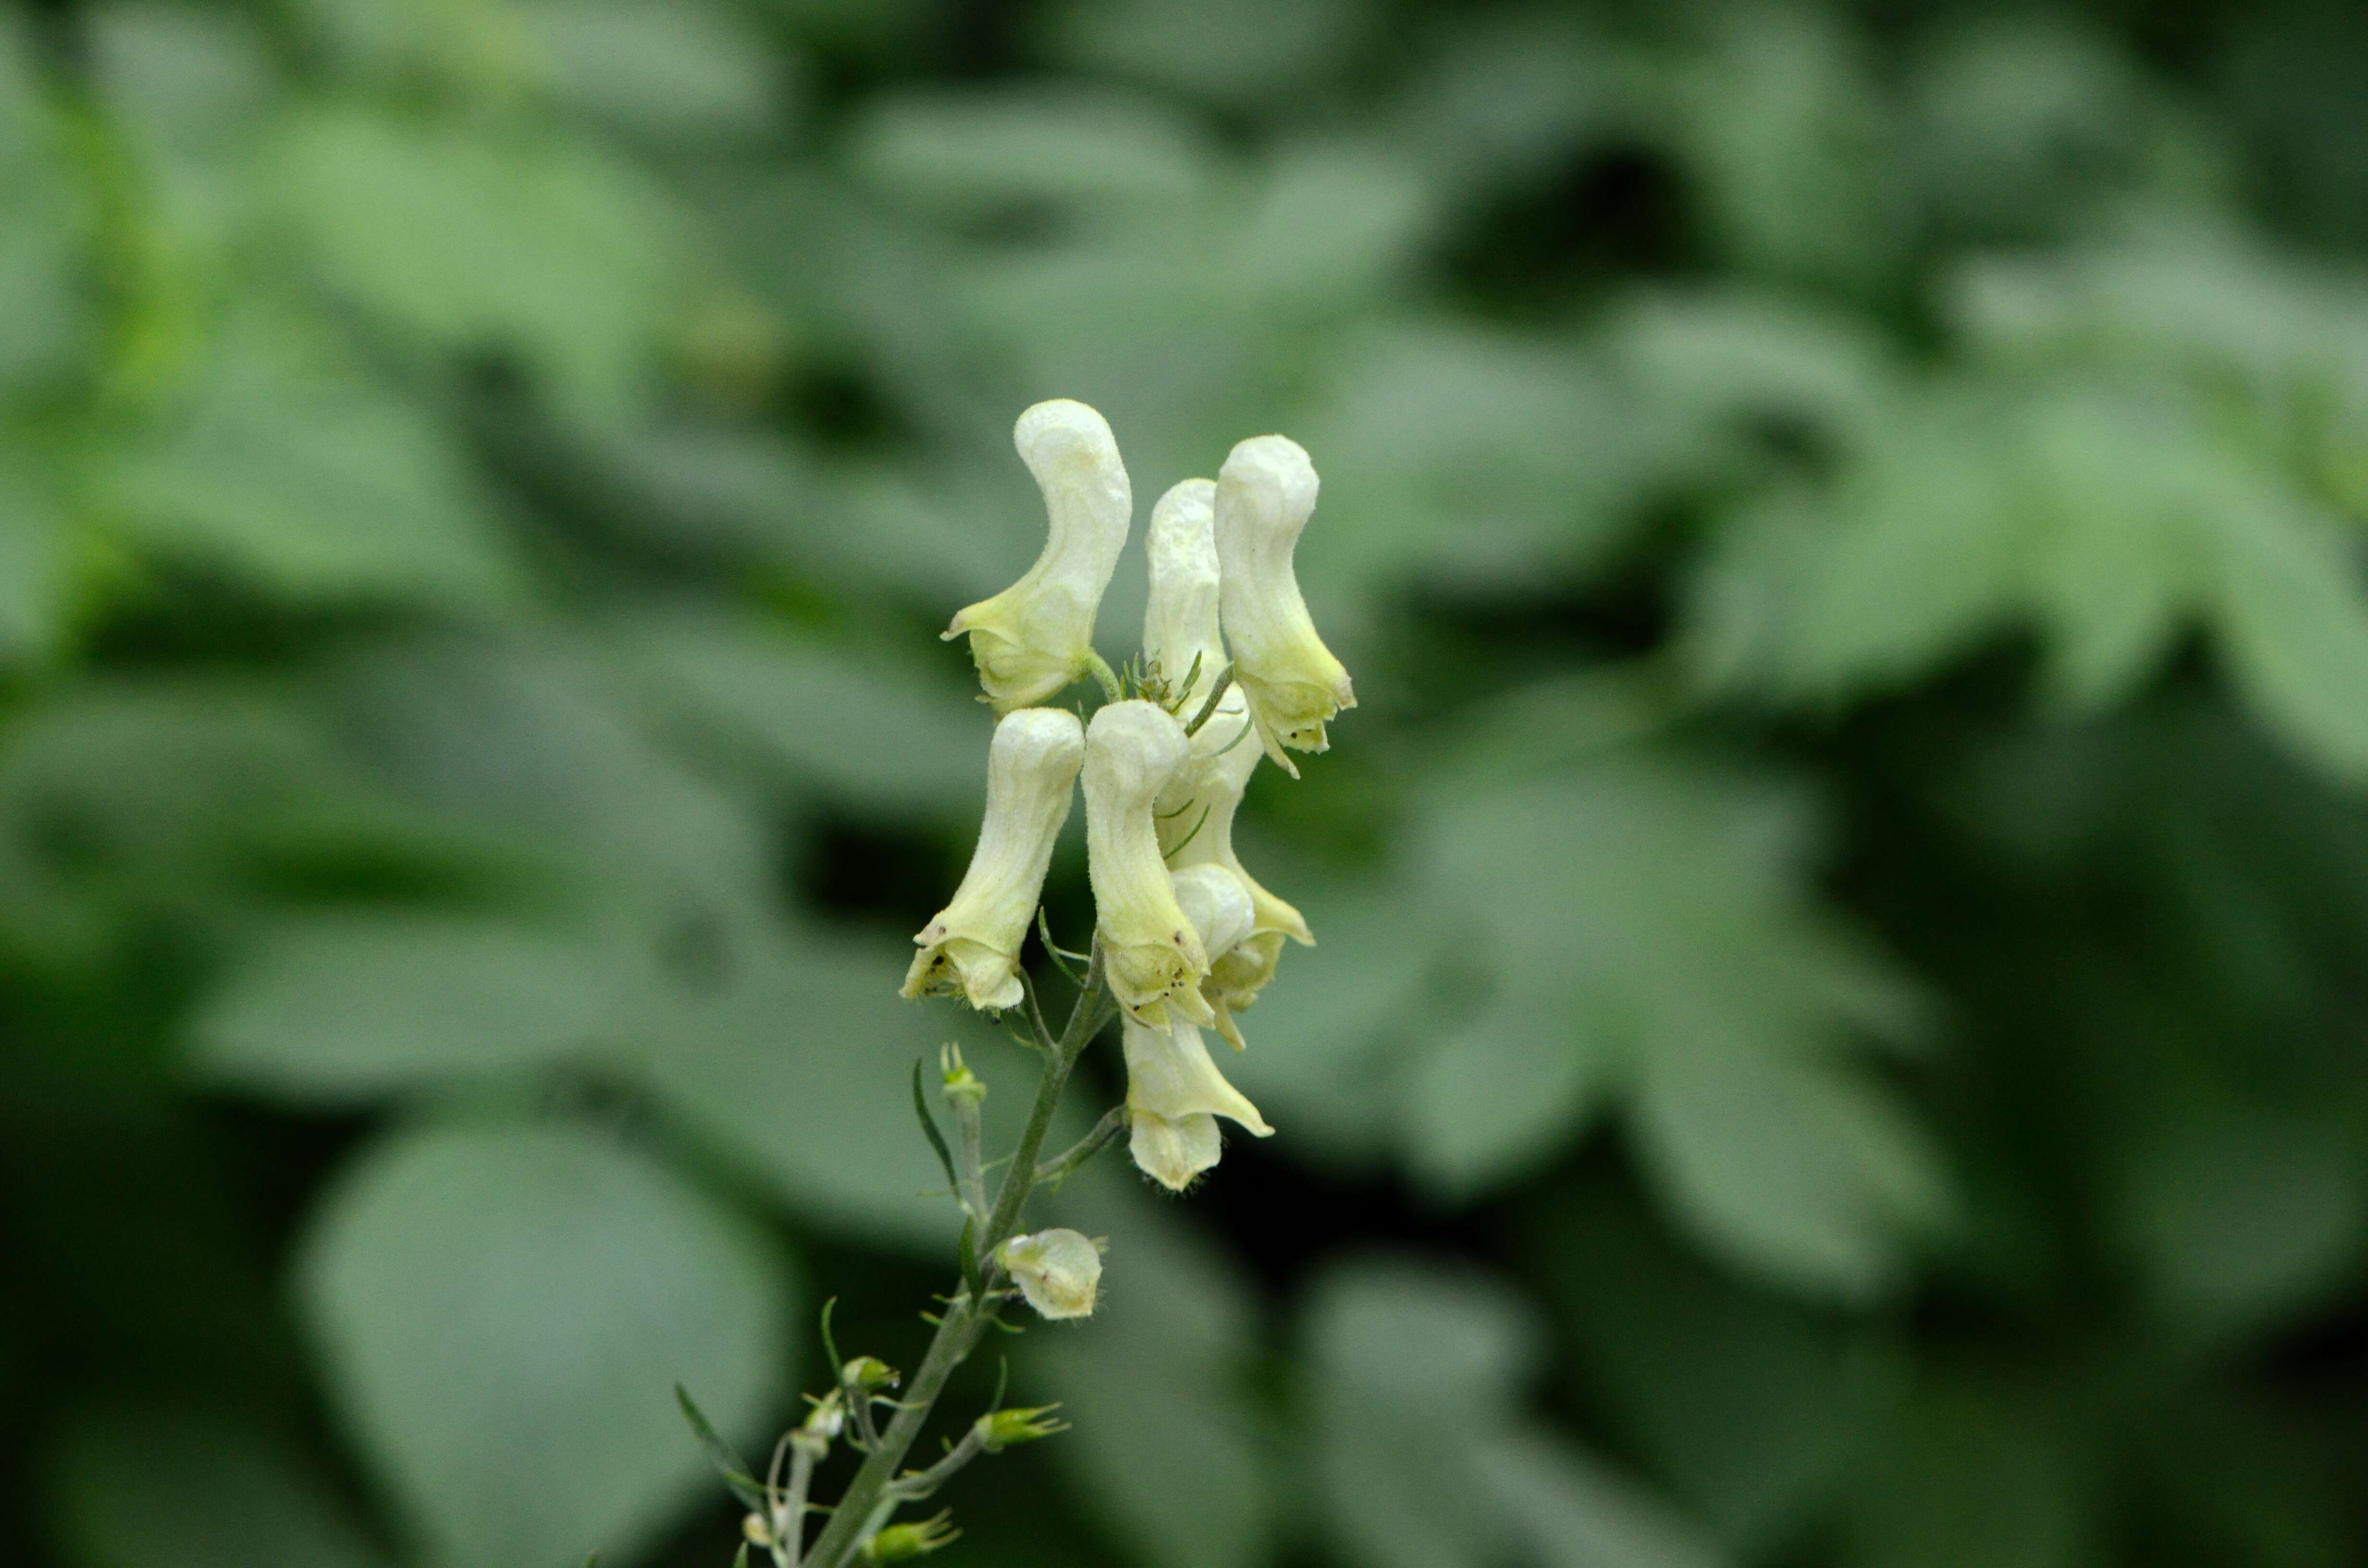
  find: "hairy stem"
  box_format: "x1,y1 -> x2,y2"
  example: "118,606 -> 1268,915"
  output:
802,953 -> 1112,1568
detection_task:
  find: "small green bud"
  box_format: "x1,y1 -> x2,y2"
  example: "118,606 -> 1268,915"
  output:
800,1387 -> 846,1442
939,1042 -> 985,1108
864,1511 -> 959,1561
973,1404 -> 1068,1453
842,1356 -> 900,1393
742,1512 -> 773,1546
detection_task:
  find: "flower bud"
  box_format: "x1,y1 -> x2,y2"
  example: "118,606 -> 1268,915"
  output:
902,707 -> 1085,1012
1142,478 -> 1224,713
973,1404 -> 1069,1452
1083,700 -> 1212,1028
998,1228 -> 1102,1319
1213,434 -> 1354,775
944,400 -> 1131,712
865,1511 -> 959,1561
938,1041 -> 985,1108
1123,1017 -> 1273,1189
841,1356 -> 900,1393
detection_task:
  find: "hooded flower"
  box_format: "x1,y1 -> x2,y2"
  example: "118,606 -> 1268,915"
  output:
1142,478 -> 1225,713
1083,699 -> 1212,1027
998,1228 -> 1102,1319
901,707 -> 1085,1012
1213,434 -> 1354,775
1123,1016 -> 1274,1189
944,400 -> 1131,712
1141,477 -> 1315,1043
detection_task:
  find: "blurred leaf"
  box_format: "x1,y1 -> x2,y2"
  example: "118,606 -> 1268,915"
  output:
627,612 -> 989,817
191,913 -> 650,1104
1305,1257 -> 1723,1568
298,1118 -> 792,1568
1414,758 -> 1940,1285
1478,1431 -> 1726,1568
53,1407 -> 390,1568
1303,323 -> 1651,600
0,458 -> 70,662
1400,1005 -> 1602,1200
0,19 -> 91,392
1529,1184 -> 1899,1546
1633,1035 -> 1950,1302
269,105 -> 682,407
1219,872 -> 1447,1174
2208,486 -> 2368,784
1030,1169 -> 1277,1568
101,318 -> 524,606
638,933 -> 994,1251
845,84 -> 1217,222
329,635 -> 774,932
2110,1098 -> 2365,1335
1659,7 -> 1906,294
1035,0 -> 1367,110
518,0 -> 785,142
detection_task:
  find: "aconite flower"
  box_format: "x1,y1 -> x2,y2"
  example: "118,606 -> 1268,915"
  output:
901,707 -> 1084,1012
944,400 -> 1131,712
1141,478 -> 1224,712
998,1228 -> 1101,1319
1082,699 -> 1212,1027
1123,1016 -> 1273,1190
1213,434 -> 1354,774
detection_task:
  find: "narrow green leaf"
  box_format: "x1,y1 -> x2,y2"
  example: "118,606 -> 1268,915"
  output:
913,1059 -> 961,1196
675,1385 -> 765,1513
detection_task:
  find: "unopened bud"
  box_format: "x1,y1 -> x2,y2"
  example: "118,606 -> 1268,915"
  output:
864,1511 -> 960,1561
743,1511 -> 774,1546
938,1041 -> 985,1108
842,1356 -> 900,1393
973,1403 -> 1069,1453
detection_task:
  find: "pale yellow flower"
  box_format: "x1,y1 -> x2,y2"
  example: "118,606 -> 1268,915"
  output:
1140,472 -> 1313,1045
1083,699 -> 1213,1027
901,707 -> 1084,1012
1141,478 -> 1224,713
1213,434 -> 1354,775
1122,1016 -> 1273,1190
944,400 -> 1131,712
997,1228 -> 1102,1319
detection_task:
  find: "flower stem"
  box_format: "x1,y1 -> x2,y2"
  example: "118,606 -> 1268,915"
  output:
802,953 -> 1112,1568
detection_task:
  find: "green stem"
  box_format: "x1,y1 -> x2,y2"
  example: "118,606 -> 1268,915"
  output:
802,955 -> 1112,1568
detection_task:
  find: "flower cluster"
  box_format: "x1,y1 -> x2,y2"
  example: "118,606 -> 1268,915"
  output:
902,399 -> 1353,1190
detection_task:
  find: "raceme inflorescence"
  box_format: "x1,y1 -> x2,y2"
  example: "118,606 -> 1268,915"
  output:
683,399 -> 1351,1567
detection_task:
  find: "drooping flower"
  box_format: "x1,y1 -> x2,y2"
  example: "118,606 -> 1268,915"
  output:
1139,476 -> 1316,1045
1082,699 -> 1212,1027
944,400 -> 1131,712
1141,478 -> 1224,713
1122,1016 -> 1273,1190
901,707 -> 1085,1012
1212,434 -> 1354,774
998,1228 -> 1102,1319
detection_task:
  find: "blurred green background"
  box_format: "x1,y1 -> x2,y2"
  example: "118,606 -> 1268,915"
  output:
7,0 -> 2368,1565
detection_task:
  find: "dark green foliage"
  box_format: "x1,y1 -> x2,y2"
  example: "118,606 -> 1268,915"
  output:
7,1 -> 2368,1566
